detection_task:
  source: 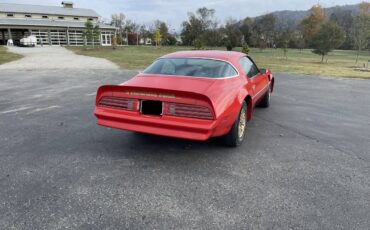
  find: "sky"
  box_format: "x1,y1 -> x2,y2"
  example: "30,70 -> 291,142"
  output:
0,0 -> 363,30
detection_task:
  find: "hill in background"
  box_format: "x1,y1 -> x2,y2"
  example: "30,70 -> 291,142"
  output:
255,4 -> 361,29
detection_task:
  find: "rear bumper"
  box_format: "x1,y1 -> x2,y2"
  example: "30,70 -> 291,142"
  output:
95,107 -> 218,141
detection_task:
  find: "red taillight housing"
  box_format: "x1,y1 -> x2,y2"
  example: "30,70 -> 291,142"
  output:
98,97 -> 138,111
165,103 -> 214,120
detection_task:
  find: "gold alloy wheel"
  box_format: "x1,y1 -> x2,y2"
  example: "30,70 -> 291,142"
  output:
238,108 -> 246,139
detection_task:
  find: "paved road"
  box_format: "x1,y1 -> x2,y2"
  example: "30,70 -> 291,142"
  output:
0,46 -> 118,70
0,69 -> 369,229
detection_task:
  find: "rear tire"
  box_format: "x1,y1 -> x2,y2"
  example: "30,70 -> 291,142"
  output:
258,84 -> 271,108
223,101 -> 247,147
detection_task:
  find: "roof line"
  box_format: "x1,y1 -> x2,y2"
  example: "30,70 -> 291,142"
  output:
0,2 -> 93,11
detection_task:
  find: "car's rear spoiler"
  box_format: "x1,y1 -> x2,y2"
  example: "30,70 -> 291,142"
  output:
96,85 -> 215,113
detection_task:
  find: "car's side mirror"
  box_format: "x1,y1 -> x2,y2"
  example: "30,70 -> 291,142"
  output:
259,68 -> 267,74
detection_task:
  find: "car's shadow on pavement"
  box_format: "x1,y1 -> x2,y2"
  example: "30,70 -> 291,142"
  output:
92,128 -> 239,162
130,132 -> 227,150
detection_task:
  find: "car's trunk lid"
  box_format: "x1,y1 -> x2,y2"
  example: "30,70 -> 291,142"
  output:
121,74 -> 217,95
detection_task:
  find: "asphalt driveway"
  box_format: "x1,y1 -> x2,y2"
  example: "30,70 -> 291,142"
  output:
0,68 -> 369,229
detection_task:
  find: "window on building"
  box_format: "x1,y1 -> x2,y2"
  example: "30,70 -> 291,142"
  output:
42,15 -> 49,19
88,18 -> 94,21
58,16 -> 65,20
7,13 -> 14,17
74,17 -> 79,20
25,14 -> 32,18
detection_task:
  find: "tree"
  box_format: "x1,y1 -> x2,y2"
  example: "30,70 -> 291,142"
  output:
299,4 -> 325,47
83,21 -> 101,48
181,15 -> 202,45
181,7 -> 216,46
352,10 -> 370,64
155,29 -> 161,46
254,14 -> 276,48
329,8 -> 353,49
359,1 -> 370,13
249,32 -> 260,48
282,40 -> 288,60
204,28 -> 223,47
111,13 -> 125,45
154,21 -> 169,45
311,22 -> 345,62
83,21 -> 94,47
203,19 -> 222,47
196,7 -> 216,32
278,31 -> 290,59
92,24 -> 101,48
290,31 -> 305,52
194,37 -> 204,49
124,20 -> 140,45
240,17 -> 254,45
167,35 -> 177,46
124,20 -> 139,33
222,18 -> 243,51
139,25 -> 153,45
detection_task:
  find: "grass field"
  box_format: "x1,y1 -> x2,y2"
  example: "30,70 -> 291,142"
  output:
0,46 -> 23,65
68,46 -> 369,78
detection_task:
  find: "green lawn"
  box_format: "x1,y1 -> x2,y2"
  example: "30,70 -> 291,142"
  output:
0,46 -> 23,65
67,46 -> 370,78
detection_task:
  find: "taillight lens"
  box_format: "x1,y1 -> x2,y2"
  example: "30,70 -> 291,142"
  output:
98,97 -> 138,111
165,103 -> 214,120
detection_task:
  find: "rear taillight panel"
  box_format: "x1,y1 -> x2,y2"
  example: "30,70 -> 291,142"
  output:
98,96 -> 214,120
98,97 -> 138,111
164,102 -> 214,120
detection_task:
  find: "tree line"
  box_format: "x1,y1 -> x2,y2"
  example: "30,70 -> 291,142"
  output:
110,13 -> 177,46
109,2 -> 370,62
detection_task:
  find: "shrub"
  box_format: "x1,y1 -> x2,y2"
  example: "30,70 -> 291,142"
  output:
226,43 -> 233,51
112,35 -> 117,49
194,37 -> 204,50
241,43 -> 250,54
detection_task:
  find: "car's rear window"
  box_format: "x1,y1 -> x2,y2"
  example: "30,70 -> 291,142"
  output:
143,58 -> 238,78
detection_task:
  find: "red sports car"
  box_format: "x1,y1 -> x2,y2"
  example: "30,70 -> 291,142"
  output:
95,51 -> 274,146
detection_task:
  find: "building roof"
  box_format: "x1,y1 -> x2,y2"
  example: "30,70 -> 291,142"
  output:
0,18 -> 116,30
0,3 -> 100,17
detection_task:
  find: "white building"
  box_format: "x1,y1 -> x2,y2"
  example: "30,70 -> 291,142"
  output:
0,2 -> 116,46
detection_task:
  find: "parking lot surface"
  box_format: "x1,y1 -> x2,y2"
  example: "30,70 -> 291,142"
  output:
0,69 -> 369,229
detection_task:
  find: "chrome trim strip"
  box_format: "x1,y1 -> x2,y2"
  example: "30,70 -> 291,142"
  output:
252,84 -> 270,99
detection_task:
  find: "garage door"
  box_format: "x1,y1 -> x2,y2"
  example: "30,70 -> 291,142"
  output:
31,30 -> 49,45
50,30 -> 67,45
68,30 -> 84,46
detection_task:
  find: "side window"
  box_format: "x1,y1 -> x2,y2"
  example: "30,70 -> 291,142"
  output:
239,57 -> 259,78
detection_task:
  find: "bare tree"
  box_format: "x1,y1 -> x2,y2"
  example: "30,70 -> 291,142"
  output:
352,6 -> 370,64
111,13 -> 126,45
